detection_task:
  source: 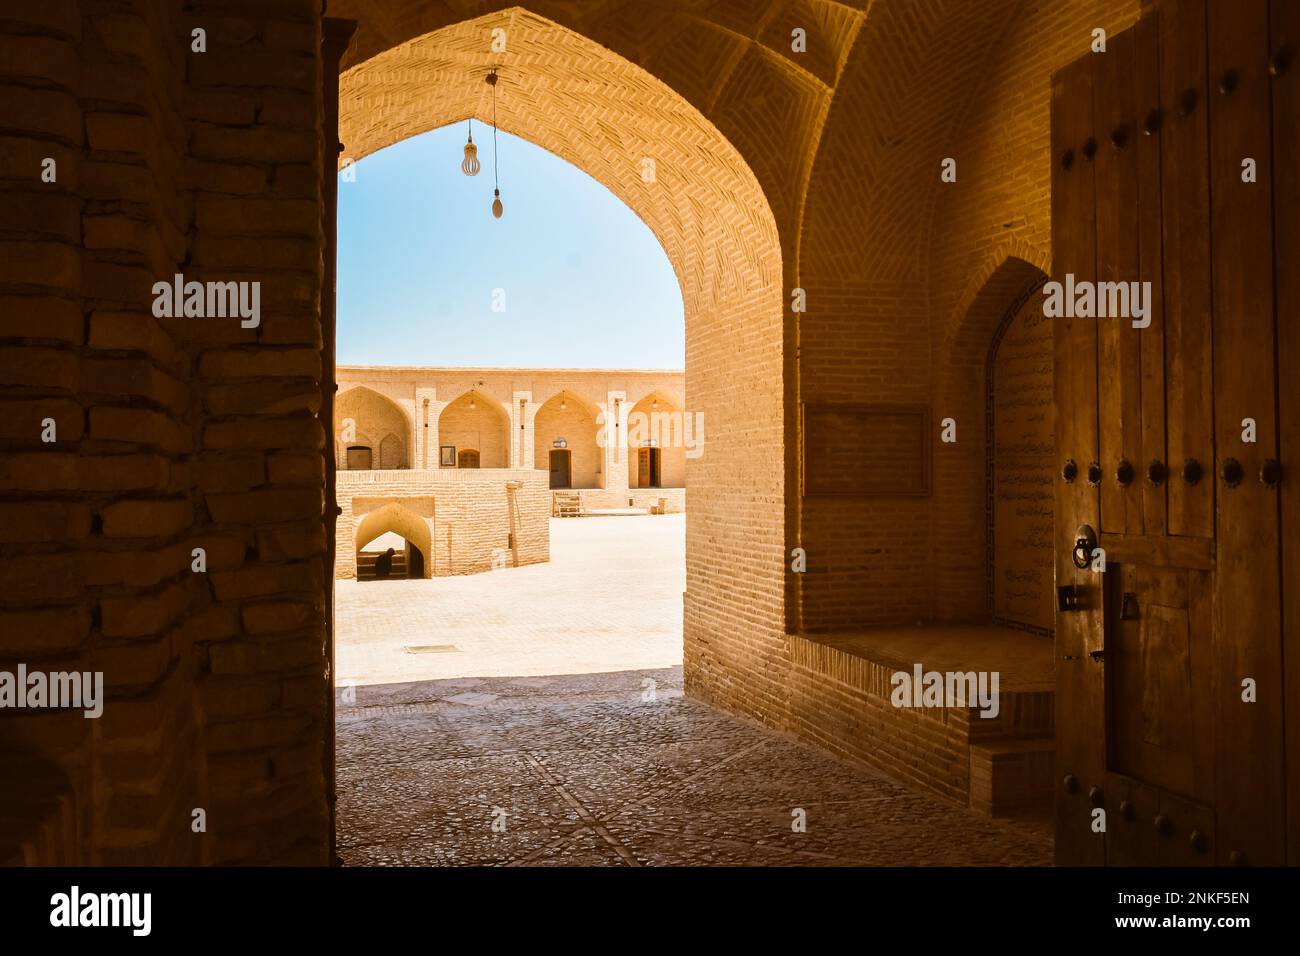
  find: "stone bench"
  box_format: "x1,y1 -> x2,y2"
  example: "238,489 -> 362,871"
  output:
788,624 -> 1054,817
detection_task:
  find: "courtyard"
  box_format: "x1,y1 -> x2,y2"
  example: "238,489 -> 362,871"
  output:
335,514 -> 685,686
335,515 -> 1052,866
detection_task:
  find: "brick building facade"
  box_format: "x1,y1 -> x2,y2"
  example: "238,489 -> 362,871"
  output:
332,366 -> 686,580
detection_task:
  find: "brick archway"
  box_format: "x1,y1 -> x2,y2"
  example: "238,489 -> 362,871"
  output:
335,385 -> 412,470
929,254 -> 1051,623
437,389 -> 511,469
334,6 -> 787,711
533,391 -> 600,490
353,502 -> 433,580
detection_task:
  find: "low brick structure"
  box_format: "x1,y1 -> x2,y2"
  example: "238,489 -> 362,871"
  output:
336,467 -> 549,579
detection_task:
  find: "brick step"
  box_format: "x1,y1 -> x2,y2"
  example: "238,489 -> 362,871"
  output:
964,686 -> 1055,744
969,736 -> 1054,817
357,552 -> 408,580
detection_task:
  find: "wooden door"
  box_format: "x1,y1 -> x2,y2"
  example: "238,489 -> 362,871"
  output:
1275,0 -> 1300,867
549,449 -> 571,489
345,446 -> 372,470
1051,0 -> 1290,866
637,447 -> 661,489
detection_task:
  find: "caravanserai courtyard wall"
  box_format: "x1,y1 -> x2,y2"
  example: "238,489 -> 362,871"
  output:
334,366 -> 687,579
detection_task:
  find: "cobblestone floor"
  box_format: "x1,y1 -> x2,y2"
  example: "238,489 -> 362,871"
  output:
336,514 -> 1052,866
336,667 -> 1054,866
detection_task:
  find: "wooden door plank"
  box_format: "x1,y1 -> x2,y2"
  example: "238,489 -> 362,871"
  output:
1157,790 -> 1215,866
1052,51 -> 1104,867
1270,0 -> 1300,865
1188,568 -> 1215,806
1095,27 -> 1144,536
1208,0 -> 1284,866
1104,772 -> 1160,866
1159,0 -> 1215,538
1135,13 -> 1168,537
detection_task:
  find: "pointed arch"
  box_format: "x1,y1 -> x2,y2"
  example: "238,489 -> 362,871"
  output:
335,385 -> 412,470
534,390 -> 601,489
336,4 -> 786,751
930,254 -> 1051,623
353,502 -> 433,579
438,389 -> 510,469
627,390 -> 686,490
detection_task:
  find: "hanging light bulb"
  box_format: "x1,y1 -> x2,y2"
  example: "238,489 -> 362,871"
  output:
487,69 -> 504,220
461,121 -> 480,176
560,398 -> 567,410
652,398 -> 659,409
469,396 -> 476,410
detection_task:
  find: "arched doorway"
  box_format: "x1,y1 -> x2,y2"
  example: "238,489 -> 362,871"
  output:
330,5 -> 786,865
626,391 -> 686,490
353,503 -> 434,580
335,8 -> 786,705
534,391 -> 600,489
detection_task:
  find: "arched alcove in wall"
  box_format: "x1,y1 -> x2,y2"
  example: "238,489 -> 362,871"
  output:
930,253 -> 1051,625
438,390 -> 510,469
626,390 -> 686,490
336,385 -> 411,470
986,275 -> 1054,634
533,391 -> 600,489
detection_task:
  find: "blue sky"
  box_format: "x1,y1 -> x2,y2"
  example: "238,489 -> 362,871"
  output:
336,124 -> 684,369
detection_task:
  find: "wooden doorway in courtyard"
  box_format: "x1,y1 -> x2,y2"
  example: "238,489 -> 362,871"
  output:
549,449 -> 571,489
637,447 -> 661,489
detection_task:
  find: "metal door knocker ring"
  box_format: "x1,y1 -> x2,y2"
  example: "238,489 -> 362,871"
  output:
1072,524 -> 1098,570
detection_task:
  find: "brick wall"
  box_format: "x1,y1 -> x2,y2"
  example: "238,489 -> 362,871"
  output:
1,0 -> 330,865
334,468 -> 549,578
2,0 -> 199,865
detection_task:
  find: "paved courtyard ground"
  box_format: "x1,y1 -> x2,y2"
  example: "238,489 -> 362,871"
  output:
335,515 -> 1053,866
336,515 -> 685,686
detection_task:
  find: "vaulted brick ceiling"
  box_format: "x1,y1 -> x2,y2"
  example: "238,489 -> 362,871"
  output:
328,0 -> 1043,290
332,5 -> 797,314
328,0 -> 868,280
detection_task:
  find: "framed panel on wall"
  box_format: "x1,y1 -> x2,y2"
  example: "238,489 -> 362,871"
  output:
439,445 -> 456,467
800,403 -> 931,497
